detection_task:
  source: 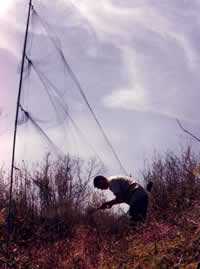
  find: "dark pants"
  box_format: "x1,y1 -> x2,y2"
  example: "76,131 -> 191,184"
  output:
128,188 -> 148,223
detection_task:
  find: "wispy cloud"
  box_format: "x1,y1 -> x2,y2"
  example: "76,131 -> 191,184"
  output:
1,0 -> 200,174
67,0 -> 200,122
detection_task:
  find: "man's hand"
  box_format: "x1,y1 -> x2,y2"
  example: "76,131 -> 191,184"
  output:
99,202 -> 112,210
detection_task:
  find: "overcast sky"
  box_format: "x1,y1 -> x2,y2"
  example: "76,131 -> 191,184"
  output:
1,0 -> 200,177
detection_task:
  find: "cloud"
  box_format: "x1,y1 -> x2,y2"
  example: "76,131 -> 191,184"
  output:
80,0 -> 200,123
103,87 -> 146,111
1,0 -> 200,175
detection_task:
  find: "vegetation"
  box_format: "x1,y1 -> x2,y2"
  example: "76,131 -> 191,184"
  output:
0,148 -> 200,268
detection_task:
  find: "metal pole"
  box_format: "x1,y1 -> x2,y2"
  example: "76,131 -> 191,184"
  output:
8,0 -> 33,238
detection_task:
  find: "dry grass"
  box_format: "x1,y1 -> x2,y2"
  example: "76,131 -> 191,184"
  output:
0,148 -> 200,268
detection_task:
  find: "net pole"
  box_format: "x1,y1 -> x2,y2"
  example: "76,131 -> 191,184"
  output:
8,0 -> 33,242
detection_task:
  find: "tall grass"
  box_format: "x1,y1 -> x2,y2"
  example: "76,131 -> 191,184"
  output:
143,147 -> 200,220
0,147 -> 200,268
1,147 -> 200,239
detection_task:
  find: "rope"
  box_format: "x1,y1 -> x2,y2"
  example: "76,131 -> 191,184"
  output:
29,58 -> 105,164
19,105 -> 64,158
34,9 -> 128,175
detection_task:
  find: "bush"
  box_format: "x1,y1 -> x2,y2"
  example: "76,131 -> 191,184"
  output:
142,147 -> 200,219
1,147 -> 200,242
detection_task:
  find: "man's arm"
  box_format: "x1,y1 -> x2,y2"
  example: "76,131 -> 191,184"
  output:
100,195 -> 124,209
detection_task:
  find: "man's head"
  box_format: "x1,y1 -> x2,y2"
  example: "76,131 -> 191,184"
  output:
93,175 -> 109,190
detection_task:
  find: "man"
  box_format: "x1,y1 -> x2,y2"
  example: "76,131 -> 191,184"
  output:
93,175 -> 153,223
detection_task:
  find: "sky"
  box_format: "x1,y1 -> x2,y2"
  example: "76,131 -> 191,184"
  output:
1,0 -> 200,178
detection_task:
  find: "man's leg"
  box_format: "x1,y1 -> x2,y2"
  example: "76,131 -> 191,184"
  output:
128,189 -> 148,224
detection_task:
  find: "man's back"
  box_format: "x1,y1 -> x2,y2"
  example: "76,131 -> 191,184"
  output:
108,176 -> 138,200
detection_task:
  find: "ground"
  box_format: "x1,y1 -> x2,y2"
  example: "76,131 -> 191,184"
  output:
0,201 -> 200,268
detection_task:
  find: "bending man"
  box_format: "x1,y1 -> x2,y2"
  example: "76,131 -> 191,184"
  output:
93,175 -> 153,223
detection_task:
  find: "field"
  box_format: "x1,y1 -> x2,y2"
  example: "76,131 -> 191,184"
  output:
0,148 -> 200,268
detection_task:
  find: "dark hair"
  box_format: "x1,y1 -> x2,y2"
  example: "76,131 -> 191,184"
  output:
146,181 -> 153,192
93,175 -> 107,188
